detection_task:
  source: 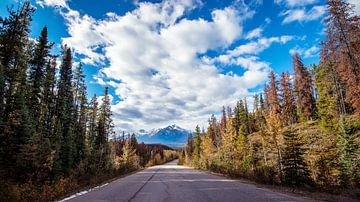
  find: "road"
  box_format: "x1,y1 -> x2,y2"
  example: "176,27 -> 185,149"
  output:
63,160 -> 314,202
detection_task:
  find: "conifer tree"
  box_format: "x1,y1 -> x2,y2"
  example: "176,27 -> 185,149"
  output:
28,26 -> 52,130
0,1 -> 34,178
337,116 -> 360,186
220,106 -> 227,136
265,71 -> 283,182
282,127 -> 311,187
293,53 -> 316,121
41,58 -> 57,140
192,125 -> 201,167
96,87 -> 113,169
88,94 -> 98,151
280,72 -> 297,125
55,47 -> 75,174
73,63 -> 87,163
324,0 -> 360,118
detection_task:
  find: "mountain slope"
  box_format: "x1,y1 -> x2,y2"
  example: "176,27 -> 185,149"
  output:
136,125 -> 191,148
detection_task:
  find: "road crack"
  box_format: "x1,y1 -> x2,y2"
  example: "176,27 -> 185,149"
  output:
127,168 -> 159,202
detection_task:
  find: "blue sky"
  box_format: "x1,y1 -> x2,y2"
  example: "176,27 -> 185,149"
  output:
1,0 -> 359,132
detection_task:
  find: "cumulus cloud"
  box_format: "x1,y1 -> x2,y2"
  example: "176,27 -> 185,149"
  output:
274,0 -> 318,7
348,0 -> 360,15
289,45 -> 320,58
281,5 -> 326,24
36,0 -> 68,8
37,0 -> 296,131
245,28 -> 263,39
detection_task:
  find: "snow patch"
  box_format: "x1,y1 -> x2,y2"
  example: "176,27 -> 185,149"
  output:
58,183 -> 109,202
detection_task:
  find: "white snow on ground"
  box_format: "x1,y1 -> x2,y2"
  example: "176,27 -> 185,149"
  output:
58,183 -> 109,202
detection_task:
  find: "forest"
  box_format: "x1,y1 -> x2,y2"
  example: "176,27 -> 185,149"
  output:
0,2 -> 176,201
180,0 -> 360,193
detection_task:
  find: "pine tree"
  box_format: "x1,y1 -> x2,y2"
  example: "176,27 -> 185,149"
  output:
280,72 -> 297,125
282,127 -> 311,187
96,87 -> 113,169
41,58 -> 57,141
315,62 -> 347,129
28,26 -> 52,130
88,94 -> 98,152
73,63 -> 87,163
337,116 -> 359,186
265,71 -> 283,182
324,0 -> 360,118
192,125 -> 201,167
219,118 -> 237,174
293,53 -> 316,121
0,1 -> 34,178
55,47 -> 75,174
220,106 -> 227,137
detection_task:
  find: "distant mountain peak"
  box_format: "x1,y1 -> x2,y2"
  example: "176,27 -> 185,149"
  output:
136,124 -> 191,148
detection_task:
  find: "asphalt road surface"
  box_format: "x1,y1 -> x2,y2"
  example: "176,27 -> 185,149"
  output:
63,160 -> 314,202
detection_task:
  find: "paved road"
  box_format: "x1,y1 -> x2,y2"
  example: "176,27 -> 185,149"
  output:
64,160 -> 314,202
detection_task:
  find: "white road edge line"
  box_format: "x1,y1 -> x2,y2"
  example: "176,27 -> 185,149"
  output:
57,182 -> 109,202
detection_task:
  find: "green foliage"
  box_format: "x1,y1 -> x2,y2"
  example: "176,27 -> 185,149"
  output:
337,116 -> 360,186
282,127 -> 311,187
192,125 -> 201,167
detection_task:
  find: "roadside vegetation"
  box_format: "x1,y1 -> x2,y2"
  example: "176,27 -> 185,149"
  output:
179,0 -> 360,198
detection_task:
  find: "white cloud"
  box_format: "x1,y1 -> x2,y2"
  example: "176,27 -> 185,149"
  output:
289,45 -> 319,58
37,0 -> 295,131
245,27 -> 263,39
274,0 -> 318,7
348,0 -> 360,15
36,0 -> 68,8
281,5 -> 326,24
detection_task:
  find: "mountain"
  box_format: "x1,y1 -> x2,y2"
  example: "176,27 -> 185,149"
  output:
136,124 -> 191,148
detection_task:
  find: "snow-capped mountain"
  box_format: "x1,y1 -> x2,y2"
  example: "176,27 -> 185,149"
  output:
136,124 -> 191,148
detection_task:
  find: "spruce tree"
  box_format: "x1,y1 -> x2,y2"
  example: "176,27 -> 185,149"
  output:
55,47 -> 75,174
280,72 -> 297,125
73,63 -> 87,163
293,53 -> 316,121
0,1 -> 34,178
337,116 -> 359,186
28,26 -> 52,130
282,127 -> 311,187
192,125 -> 201,167
324,0 -> 360,118
88,94 -> 98,152
41,58 -> 57,141
96,87 -> 113,169
265,71 -> 283,182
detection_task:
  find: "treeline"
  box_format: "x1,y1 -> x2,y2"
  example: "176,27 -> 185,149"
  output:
180,0 -> 360,190
0,2 -> 176,201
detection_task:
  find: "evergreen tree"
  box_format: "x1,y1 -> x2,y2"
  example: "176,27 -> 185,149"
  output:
282,127 -> 311,187
280,72 -> 297,125
0,1 -> 34,178
315,62 -> 347,129
192,125 -> 201,167
324,0 -> 360,118
55,47 -> 75,174
96,87 -> 113,169
28,26 -> 52,130
220,106 -> 227,137
265,71 -> 283,182
73,63 -> 87,163
41,58 -> 57,141
88,94 -> 98,152
293,53 -> 316,121
337,116 -> 360,186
